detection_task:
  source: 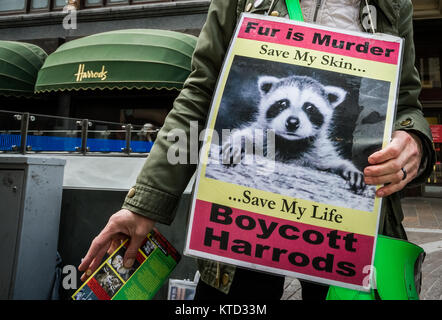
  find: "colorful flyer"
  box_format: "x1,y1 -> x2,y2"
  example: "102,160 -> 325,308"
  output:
73,229 -> 180,300
184,13 -> 403,291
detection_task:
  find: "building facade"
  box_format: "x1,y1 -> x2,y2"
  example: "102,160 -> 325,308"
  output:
0,0 -> 441,194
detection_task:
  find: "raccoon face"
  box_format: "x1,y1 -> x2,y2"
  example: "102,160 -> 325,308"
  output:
257,75 -> 346,141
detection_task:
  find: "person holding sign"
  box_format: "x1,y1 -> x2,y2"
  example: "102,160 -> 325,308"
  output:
79,0 -> 435,300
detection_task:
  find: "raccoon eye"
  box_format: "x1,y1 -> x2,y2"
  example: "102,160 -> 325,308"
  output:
303,103 -> 315,112
302,102 -> 324,127
278,100 -> 288,108
266,99 -> 290,120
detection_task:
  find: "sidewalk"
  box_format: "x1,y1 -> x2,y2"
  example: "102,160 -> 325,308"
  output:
402,197 -> 442,300
282,196 -> 442,300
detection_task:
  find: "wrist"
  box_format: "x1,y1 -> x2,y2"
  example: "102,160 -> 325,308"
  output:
408,131 -> 423,158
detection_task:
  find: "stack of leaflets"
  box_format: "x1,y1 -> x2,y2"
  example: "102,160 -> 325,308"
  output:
168,279 -> 197,300
168,271 -> 200,300
73,229 -> 181,300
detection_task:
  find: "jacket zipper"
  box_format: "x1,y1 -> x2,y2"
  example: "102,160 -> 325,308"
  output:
313,0 -> 323,22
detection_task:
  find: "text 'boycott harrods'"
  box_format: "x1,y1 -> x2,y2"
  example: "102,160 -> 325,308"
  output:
189,201 -> 374,286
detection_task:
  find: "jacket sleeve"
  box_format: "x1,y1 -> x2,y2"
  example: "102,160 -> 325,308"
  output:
121,0 -> 239,224
394,0 -> 436,186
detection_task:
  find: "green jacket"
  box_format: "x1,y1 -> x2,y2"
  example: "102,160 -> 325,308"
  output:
122,0 -> 436,294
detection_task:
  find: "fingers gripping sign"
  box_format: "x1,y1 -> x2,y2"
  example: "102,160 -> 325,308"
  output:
363,130 -> 423,197
78,209 -> 156,282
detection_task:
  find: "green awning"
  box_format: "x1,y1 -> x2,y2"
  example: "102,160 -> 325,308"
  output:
0,41 -> 47,97
35,29 -> 198,93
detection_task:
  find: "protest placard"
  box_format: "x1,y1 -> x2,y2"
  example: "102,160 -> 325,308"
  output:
184,13 -> 403,291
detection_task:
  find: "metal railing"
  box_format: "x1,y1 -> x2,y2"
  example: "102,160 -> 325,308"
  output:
0,110 -> 159,155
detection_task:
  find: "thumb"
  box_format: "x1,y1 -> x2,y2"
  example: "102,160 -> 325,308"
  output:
123,233 -> 146,269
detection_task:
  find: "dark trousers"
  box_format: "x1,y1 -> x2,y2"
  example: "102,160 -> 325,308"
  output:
193,267 -> 329,301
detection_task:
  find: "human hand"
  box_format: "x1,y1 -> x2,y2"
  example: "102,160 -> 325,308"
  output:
363,130 -> 423,198
78,209 -> 155,282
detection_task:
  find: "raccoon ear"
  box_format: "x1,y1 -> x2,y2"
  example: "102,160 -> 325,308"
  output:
258,76 -> 279,95
324,86 -> 347,108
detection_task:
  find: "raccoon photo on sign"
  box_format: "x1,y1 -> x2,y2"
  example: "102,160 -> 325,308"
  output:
206,56 -> 390,212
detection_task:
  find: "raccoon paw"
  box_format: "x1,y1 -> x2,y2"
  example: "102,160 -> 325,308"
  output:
341,168 -> 366,194
219,129 -> 258,166
220,140 -> 245,166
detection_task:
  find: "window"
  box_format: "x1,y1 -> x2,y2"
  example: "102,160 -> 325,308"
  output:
106,0 -> 129,4
0,0 -> 26,13
132,0 -> 166,3
54,0 -> 68,8
419,57 -> 442,89
31,0 -> 50,11
0,0 -> 172,14
84,0 -> 103,7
